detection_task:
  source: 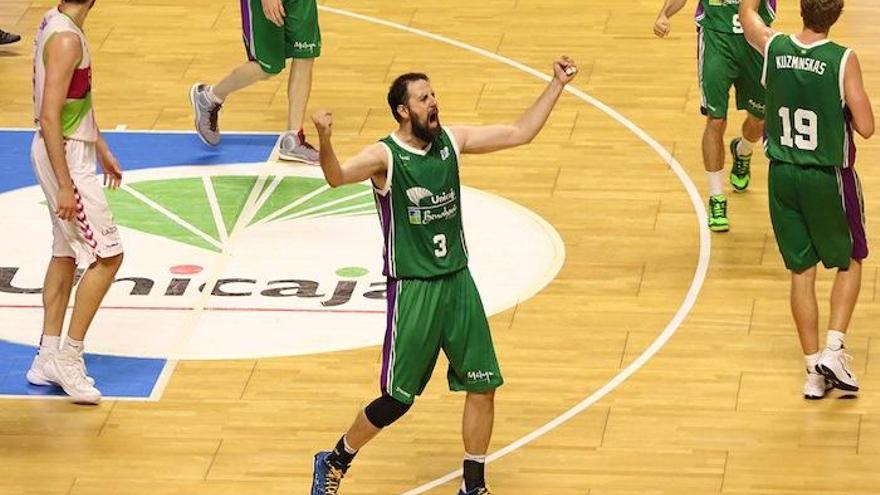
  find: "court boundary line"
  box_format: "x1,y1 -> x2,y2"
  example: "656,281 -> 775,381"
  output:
312,5 -> 712,494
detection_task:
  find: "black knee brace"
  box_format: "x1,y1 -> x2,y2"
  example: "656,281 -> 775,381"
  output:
364,395 -> 412,428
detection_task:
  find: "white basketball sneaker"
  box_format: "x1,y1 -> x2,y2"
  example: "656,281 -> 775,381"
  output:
27,348 -> 95,387
43,350 -> 102,404
803,372 -> 831,400
278,130 -> 319,164
817,347 -> 859,392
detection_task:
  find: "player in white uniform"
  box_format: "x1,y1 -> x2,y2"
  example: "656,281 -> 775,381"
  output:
26,0 -> 124,404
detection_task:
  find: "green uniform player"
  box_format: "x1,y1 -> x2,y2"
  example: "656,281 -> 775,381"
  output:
764,35 -> 864,271
655,0 -> 775,232
308,58 -> 580,495
375,129 -> 502,404
741,0 -> 874,399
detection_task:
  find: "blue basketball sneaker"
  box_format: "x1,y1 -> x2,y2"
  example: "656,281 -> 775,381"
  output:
457,488 -> 492,495
311,451 -> 345,495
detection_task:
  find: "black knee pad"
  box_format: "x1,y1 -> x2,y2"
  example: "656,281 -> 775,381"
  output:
364,395 -> 412,428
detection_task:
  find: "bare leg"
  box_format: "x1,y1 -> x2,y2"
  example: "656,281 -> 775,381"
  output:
828,260 -> 862,333
67,254 -> 123,341
342,410 -> 382,451
463,390 -> 495,455
791,266 -> 820,355
741,114 -> 764,144
287,58 -> 315,131
703,117 -> 728,174
212,61 -> 273,101
41,256 -> 76,337
460,390 -> 495,492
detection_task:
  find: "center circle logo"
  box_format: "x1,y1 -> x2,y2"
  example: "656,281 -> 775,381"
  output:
0,164 -> 564,360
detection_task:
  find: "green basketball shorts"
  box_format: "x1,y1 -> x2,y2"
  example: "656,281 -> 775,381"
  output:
380,268 -> 504,405
768,160 -> 868,272
698,27 -> 766,119
240,0 -> 321,75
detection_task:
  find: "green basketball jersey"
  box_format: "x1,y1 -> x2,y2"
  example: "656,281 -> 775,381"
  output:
375,127 -> 468,279
695,0 -> 776,34
763,34 -> 854,167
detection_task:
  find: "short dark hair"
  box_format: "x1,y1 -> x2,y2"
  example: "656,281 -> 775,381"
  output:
801,0 -> 844,33
387,73 -> 429,123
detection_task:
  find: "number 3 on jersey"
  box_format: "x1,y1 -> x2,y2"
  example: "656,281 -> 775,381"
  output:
732,14 -> 743,33
433,234 -> 447,258
779,107 -> 819,151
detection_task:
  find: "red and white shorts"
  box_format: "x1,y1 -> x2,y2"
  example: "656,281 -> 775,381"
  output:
31,134 -> 123,266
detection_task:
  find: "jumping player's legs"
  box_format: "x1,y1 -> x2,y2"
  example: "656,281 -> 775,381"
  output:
287,58 -> 314,132
279,0 -> 321,162
212,62 -> 273,101
190,0 -> 285,145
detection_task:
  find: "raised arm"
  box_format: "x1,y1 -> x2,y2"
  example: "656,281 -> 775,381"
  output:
740,0 -> 775,52
450,57 -> 577,155
654,0 -> 688,37
843,52 -> 875,139
312,110 -> 389,188
39,32 -> 82,221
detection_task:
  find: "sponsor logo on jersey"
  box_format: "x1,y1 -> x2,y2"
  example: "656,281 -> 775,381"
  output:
441,146 -> 450,160
405,187 -> 458,224
748,99 -> 766,112
467,370 -> 495,384
293,41 -> 319,52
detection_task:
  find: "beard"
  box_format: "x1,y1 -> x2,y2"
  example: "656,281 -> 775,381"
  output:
411,113 -> 441,143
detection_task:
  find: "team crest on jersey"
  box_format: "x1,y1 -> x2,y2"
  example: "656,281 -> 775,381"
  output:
440,146 -> 450,161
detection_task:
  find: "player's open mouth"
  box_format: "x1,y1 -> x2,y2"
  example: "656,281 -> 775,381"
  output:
428,110 -> 439,125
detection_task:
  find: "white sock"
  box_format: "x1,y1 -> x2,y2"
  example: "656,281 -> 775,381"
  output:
63,337 -> 85,354
804,352 -> 821,373
342,435 -> 357,455
706,170 -> 724,197
206,86 -> 224,104
39,335 -> 60,354
736,137 -> 756,156
826,330 -> 846,351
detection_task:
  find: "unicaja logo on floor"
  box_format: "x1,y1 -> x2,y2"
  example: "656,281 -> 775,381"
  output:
0,162 -> 563,361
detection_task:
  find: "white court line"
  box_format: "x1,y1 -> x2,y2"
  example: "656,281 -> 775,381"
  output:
302,202 -> 376,220
284,189 -> 373,220
120,184 -> 223,251
163,152 -> 283,360
316,6 -> 712,495
202,175 -> 229,244
147,358 -> 178,402
252,183 -> 330,226
249,173 -> 286,219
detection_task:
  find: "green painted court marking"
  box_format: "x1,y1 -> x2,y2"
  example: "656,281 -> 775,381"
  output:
106,174 -> 378,252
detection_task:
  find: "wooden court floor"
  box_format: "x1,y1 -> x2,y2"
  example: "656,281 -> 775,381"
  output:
1,0 -> 879,493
